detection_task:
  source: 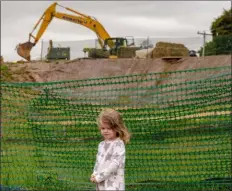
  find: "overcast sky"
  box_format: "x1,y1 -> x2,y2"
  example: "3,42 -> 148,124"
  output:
1,1 -> 231,61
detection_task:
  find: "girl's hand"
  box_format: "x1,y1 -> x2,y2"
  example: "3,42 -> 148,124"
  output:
90,174 -> 97,183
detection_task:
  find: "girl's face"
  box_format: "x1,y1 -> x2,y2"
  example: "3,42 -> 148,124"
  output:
100,121 -> 117,141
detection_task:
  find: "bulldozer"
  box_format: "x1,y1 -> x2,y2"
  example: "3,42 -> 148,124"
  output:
16,2 -> 138,61
45,40 -> 70,60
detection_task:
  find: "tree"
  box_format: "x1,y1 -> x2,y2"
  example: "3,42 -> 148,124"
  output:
198,8 -> 232,56
210,8 -> 232,37
198,41 -> 216,56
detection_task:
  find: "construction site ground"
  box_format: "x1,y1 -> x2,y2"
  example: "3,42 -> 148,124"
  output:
1,55 -> 231,83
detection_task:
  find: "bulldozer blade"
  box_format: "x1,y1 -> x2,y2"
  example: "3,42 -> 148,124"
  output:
16,41 -> 34,61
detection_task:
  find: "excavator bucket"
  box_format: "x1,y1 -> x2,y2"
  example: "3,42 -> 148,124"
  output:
16,41 -> 34,61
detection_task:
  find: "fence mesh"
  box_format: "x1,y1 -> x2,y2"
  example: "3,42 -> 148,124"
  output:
1,66 -> 231,191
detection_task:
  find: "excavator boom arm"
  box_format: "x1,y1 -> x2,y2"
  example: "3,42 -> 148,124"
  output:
54,12 -> 111,47
29,3 -> 56,44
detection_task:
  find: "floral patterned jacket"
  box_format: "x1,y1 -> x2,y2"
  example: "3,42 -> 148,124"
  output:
92,138 -> 125,191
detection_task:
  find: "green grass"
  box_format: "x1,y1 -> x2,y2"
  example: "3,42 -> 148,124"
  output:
1,112 -> 231,190
1,64 -> 14,82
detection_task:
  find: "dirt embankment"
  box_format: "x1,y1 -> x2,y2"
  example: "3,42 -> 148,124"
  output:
1,55 -> 231,83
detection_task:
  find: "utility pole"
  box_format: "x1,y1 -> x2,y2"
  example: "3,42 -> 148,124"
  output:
146,36 -> 149,59
197,31 -> 212,57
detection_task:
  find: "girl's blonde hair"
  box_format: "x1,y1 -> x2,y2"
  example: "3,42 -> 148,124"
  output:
97,108 -> 131,144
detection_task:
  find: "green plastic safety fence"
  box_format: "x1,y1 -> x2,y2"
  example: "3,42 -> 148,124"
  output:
1,66 -> 231,191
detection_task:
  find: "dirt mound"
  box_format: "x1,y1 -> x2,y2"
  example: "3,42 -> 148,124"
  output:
2,55 -> 231,83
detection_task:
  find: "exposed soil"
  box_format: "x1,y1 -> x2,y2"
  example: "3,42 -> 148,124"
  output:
1,55 -> 231,83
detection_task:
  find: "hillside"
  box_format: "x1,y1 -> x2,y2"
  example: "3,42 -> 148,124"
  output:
1,55 -> 231,83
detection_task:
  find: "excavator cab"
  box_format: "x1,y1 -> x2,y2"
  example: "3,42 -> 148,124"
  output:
87,38 -> 136,59
104,38 -> 127,49
104,37 -> 138,58
104,38 -> 128,58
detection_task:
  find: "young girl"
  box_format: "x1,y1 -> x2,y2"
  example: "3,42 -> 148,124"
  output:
90,108 -> 131,191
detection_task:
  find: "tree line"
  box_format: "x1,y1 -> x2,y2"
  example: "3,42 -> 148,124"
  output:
198,8 -> 232,56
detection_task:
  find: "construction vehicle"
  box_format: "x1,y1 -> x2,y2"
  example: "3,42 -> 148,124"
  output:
46,40 -> 70,60
86,37 -> 137,59
189,50 -> 197,57
16,2 -> 137,61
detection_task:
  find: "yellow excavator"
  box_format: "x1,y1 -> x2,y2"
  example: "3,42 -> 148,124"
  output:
16,2 -> 137,61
